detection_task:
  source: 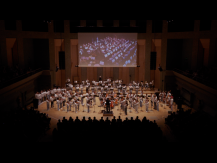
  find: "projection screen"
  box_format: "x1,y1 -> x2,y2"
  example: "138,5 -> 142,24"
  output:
78,33 -> 137,67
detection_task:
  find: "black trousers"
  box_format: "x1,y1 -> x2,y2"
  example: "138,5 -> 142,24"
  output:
63,101 -> 65,106
51,101 -> 53,108
125,106 -> 127,115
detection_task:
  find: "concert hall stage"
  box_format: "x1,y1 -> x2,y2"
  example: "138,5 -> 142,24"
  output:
34,88 -> 187,142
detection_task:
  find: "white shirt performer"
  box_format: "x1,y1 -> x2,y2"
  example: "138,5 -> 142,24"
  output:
156,100 -> 159,111
145,98 -> 149,112
56,99 -> 60,111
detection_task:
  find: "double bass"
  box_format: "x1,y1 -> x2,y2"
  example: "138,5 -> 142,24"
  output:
110,100 -> 114,109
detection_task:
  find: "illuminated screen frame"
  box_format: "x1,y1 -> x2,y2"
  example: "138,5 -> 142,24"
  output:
78,33 -> 137,67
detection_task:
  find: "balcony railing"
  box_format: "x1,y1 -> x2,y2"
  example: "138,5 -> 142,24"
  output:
0,68 -> 43,89
173,68 -> 217,90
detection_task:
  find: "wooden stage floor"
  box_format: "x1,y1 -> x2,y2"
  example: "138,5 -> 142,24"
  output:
33,88 -> 190,142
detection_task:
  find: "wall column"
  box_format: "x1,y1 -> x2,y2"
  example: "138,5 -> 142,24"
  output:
0,20 -> 7,67
192,39 -> 199,71
144,20 -> 152,82
160,20 -> 168,91
209,20 -> 217,66
49,38 -> 55,88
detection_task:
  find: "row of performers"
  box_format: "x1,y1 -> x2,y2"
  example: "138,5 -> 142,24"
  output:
36,87 -> 174,108
40,93 -> 174,114
66,79 -> 154,91
35,82 -> 149,103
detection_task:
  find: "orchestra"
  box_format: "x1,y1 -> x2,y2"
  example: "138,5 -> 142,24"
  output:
35,76 -> 176,115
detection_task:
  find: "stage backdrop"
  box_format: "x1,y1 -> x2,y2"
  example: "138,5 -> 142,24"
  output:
78,33 -> 137,67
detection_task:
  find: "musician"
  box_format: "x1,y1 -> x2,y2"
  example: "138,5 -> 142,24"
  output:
122,85 -> 126,94
76,99 -> 80,111
140,81 -> 144,90
40,90 -> 44,102
149,81 -> 153,90
57,87 -> 61,93
46,98 -> 50,111
170,97 -> 173,111
106,98 -> 111,112
66,101 -> 70,112
68,93 -> 72,102
80,85 -> 83,94
140,96 -> 143,108
56,99 -> 60,111
113,80 -> 115,87
135,85 -> 139,94
74,100 -> 78,113
152,80 -> 154,90
145,97 -> 149,112
156,100 -> 159,111
134,99 -> 139,113
120,98 -> 125,111
154,94 -> 157,110
129,96 -> 133,108
69,100 -> 72,111
87,100 -> 91,113
35,92 -> 40,105
60,98 -> 63,109
54,92 -> 58,102
105,84 -> 108,93
92,92 -> 96,104
50,96 -> 54,108
62,95 -> 66,106
53,87 -> 57,94
145,81 -> 148,90
129,84 -> 133,94
68,83 -> 73,90
159,91 -> 162,102
80,94 -> 83,105
124,100 -> 128,115
151,93 -> 154,108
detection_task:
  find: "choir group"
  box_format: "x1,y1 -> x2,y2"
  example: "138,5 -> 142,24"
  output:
35,77 -> 174,114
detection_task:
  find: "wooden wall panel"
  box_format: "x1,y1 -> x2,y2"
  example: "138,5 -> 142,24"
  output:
93,67 -> 97,81
103,67 -> 113,80
87,67 -> 94,82
81,67 -> 87,81
113,67 -> 119,80
129,67 -> 135,83
97,67 -> 103,81
119,67 -> 129,84
71,39 -> 78,82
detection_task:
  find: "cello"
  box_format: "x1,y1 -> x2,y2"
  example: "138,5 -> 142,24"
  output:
115,98 -> 118,105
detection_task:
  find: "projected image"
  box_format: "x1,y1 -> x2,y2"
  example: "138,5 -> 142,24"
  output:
78,33 -> 137,67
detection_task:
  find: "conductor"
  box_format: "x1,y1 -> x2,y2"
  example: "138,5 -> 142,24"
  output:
99,76 -> 102,81
105,98 -> 111,113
